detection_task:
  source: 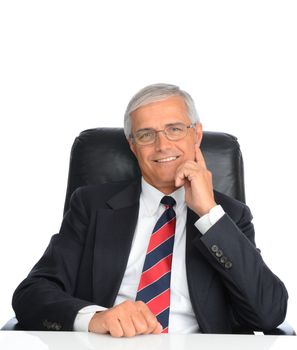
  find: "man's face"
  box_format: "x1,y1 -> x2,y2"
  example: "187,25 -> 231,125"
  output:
129,96 -> 203,194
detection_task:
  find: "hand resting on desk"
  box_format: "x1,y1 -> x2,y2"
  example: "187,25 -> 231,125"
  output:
88,300 -> 163,337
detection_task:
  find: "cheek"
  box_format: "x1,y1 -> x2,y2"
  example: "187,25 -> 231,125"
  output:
183,143 -> 196,160
134,148 -> 151,168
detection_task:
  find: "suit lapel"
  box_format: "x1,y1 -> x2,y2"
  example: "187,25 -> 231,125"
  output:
92,180 -> 140,307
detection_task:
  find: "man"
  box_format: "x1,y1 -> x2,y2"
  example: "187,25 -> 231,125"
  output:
12,83 -> 288,337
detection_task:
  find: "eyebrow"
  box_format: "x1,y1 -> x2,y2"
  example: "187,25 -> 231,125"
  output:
135,122 -> 184,133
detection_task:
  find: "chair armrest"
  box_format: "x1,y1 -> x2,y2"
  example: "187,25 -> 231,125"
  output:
1,318 -> 21,331
263,321 -> 296,335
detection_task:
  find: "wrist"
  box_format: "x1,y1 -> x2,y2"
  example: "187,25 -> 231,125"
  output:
195,205 -> 225,234
196,201 -> 217,217
88,311 -> 106,333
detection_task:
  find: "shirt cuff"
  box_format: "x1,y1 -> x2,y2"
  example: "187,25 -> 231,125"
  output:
195,205 -> 225,235
73,305 -> 108,332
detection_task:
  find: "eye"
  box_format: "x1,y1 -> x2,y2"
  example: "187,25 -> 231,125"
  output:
168,125 -> 183,133
137,130 -> 154,141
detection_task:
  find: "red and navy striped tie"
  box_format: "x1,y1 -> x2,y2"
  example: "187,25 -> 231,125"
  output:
136,196 -> 176,333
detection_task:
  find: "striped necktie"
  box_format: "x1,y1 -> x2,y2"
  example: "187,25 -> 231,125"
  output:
136,196 -> 176,333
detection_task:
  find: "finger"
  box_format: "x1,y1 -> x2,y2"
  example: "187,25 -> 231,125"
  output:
131,312 -> 149,335
107,317 -> 124,338
137,302 -> 160,334
152,322 -> 163,334
175,171 -> 186,187
175,162 -> 190,187
175,164 -> 197,187
195,144 -> 207,169
118,314 -> 137,337
142,315 -> 161,334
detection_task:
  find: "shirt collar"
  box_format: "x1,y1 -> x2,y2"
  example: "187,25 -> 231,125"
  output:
141,177 -> 186,216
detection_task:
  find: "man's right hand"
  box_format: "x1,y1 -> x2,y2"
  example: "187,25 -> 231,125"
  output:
88,300 -> 163,337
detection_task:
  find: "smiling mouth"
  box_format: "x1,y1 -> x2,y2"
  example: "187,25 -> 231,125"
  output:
153,156 -> 180,163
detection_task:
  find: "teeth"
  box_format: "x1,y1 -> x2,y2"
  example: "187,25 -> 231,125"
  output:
156,156 -> 177,163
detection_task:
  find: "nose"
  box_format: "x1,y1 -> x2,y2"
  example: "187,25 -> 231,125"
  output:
154,130 -> 172,151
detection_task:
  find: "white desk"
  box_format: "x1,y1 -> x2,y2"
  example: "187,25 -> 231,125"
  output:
0,331 -> 296,350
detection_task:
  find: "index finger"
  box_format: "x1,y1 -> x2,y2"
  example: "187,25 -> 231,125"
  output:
195,143 -> 207,169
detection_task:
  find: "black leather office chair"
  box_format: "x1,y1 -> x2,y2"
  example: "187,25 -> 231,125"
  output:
2,128 -> 295,335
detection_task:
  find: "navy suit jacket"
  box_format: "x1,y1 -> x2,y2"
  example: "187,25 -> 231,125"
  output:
12,179 -> 288,333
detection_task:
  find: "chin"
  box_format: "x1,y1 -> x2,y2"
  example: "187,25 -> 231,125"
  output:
155,178 -> 176,189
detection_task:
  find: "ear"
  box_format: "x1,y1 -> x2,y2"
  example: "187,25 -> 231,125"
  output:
194,123 -> 203,147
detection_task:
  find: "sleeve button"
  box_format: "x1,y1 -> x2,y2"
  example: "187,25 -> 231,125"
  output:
216,249 -> 223,257
211,245 -> 219,253
220,256 -> 227,264
225,261 -> 233,269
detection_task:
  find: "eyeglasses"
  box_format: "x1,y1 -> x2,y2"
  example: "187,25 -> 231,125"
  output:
130,122 -> 196,145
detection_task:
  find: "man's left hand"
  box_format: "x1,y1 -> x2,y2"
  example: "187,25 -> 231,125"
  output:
175,144 -> 217,217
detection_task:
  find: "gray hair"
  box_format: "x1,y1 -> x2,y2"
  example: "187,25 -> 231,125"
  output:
123,83 -> 200,138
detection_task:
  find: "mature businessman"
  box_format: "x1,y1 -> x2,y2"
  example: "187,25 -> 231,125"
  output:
13,83 -> 288,337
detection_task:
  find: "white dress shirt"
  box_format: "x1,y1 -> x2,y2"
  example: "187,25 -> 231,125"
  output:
74,178 -> 224,332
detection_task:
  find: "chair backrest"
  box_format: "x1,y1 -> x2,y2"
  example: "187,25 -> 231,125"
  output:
63,128 -> 245,214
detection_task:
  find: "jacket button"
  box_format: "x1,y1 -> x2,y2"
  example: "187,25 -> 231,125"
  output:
211,245 -> 219,253
225,261 -> 233,269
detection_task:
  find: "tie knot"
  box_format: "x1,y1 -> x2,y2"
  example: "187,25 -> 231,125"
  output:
161,196 -> 176,208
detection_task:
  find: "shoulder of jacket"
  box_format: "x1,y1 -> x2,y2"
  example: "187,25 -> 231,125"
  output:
214,190 -> 251,222
73,179 -> 141,207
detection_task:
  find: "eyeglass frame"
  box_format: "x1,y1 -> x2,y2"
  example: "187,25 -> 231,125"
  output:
129,122 -> 197,145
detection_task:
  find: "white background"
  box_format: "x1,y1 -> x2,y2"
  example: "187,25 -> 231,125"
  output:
0,0 -> 296,331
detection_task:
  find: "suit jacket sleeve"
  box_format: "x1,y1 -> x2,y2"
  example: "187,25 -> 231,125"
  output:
194,204 -> 288,331
12,187 -> 94,331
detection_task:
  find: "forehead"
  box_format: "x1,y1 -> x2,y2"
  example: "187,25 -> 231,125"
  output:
130,96 -> 191,130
